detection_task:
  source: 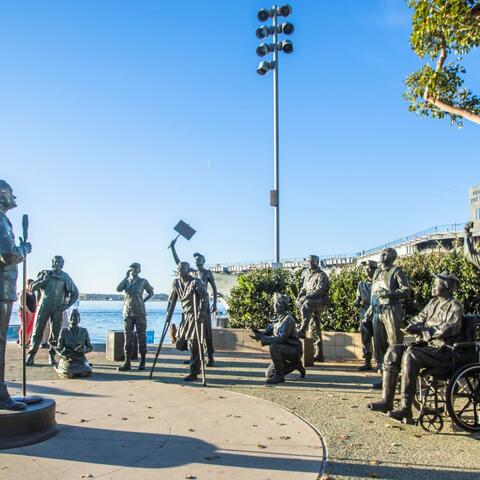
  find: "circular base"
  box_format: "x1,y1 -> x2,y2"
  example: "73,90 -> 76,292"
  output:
0,398 -> 59,449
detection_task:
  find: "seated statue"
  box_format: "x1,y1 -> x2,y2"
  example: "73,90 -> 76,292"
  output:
368,272 -> 463,423
251,293 -> 305,385
55,309 -> 93,378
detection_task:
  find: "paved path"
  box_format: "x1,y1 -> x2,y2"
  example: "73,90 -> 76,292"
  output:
2,378 -> 325,480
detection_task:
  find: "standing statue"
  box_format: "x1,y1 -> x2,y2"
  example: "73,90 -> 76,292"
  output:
0,180 -> 31,410
368,273 -> 463,423
170,239 -> 217,366
26,255 -> 79,367
250,293 -> 305,385
354,260 -> 377,371
367,248 -> 410,388
55,309 -> 93,378
296,255 -> 329,362
116,263 -> 154,371
165,261 -> 209,381
464,222 -> 480,270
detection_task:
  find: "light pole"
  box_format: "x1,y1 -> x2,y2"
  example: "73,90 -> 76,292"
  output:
256,4 -> 294,266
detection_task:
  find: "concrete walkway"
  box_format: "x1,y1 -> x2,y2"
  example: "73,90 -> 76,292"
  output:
2,377 -> 325,480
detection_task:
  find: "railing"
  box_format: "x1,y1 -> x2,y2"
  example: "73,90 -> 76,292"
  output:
208,223 -> 466,272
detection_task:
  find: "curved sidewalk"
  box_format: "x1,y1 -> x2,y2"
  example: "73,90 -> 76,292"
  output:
2,379 -> 325,480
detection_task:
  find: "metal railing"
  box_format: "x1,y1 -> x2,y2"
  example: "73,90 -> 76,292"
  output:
208,223 -> 466,272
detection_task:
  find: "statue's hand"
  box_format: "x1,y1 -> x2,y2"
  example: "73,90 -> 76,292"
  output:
74,345 -> 84,353
210,303 -> 217,313
169,238 -> 177,249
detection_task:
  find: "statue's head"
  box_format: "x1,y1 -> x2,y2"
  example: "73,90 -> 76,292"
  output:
193,252 -> 205,269
178,261 -> 191,279
380,248 -> 397,265
129,262 -> 141,277
306,255 -> 320,270
433,272 -> 460,298
361,260 -> 377,279
52,255 -> 65,271
69,309 -> 81,327
0,180 -> 17,211
273,292 -> 290,314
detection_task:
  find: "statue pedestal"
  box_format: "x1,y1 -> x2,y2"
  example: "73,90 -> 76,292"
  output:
0,398 -> 59,449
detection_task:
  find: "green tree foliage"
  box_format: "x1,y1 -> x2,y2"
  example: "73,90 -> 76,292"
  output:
227,249 -> 480,331
405,0 -> 480,127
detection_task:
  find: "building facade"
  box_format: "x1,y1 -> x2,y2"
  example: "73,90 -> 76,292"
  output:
470,184 -> 480,231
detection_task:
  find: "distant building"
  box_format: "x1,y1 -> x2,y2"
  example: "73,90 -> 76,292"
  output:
470,183 -> 480,231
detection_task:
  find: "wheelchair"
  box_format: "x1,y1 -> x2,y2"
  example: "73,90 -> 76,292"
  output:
413,314 -> 480,433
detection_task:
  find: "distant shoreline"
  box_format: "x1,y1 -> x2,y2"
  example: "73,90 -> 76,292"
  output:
79,293 -> 168,302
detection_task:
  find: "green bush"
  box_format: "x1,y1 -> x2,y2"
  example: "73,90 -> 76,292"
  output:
227,248 -> 480,331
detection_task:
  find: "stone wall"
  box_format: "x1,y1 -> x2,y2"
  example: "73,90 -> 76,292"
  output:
212,328 -> 364,361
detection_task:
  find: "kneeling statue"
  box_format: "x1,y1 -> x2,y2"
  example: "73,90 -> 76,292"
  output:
55,309 -> 93,378
368,272 -> 463,423
251,293 -> 305,385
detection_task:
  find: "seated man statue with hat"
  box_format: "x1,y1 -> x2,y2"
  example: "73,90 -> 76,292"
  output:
368,272 -> 463,423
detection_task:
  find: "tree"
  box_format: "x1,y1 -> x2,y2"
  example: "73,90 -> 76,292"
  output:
405,0 -> 480,127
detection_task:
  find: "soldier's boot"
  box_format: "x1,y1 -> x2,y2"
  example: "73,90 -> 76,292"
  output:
266,374 -> 285,385
206,355 -> 214,367
25,353 -> 35,366
0,384 -> 27,411
297,362 -> 306,378
368,370 -> 398,413
138,355 -> 146,371
358,359 -> 374,371
387,393 -> 414,424
184,373 -> 198,382
118,356 -> 131,372
48,352 -> 58,367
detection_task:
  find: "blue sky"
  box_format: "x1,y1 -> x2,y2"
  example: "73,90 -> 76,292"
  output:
2,0 -> 479,293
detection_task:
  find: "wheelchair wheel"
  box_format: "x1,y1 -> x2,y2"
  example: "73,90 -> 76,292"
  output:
446,363 -> 480,433
418,410 -> 444,433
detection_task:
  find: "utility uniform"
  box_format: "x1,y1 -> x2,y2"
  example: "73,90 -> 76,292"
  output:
355,279 -> 373,365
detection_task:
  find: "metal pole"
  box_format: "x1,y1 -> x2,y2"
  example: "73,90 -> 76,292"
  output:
272,6 -> 280,264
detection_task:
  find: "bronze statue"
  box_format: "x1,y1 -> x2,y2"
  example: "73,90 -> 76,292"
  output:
165,261 -> 209,381
366,248 -> 410,388
116,263 -> 154,371
464,221 -> 480,270
251,293 -> 305,385
0,180 -> 31,410
354,260 -> 377,371
296,255 -> 329,362
170,239 -> 217,366
369,272 -> 463,423
55,309 -> 93,378
26,255 -> 79,367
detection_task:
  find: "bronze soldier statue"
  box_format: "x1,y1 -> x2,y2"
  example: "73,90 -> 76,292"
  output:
368,272 -> 463,423
170,239 -> 217,366
296,255 -> 329,362
367,248 -> 410,388
165,261 -> 209,381
251,293 -> 305,385
116,263 -> 154,371
354,260 -> 377,371
26,255 -> 79,367
55,309 -> 93,378
0,180 -> 31,410
464,222 -> 480,270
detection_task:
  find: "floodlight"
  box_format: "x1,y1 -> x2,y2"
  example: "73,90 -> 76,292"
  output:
280,40 -> 294,54
256,25 -> 270,39
280,22 -> 295,35
278,4 -> 293,17
257,8 -> 271,22
256,43 -> 271,57
257,61 -> 274,75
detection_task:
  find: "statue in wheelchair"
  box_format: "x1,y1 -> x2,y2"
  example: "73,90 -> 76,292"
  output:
368,272 -> 480,433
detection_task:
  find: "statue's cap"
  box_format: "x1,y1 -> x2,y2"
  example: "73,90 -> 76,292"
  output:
435,272 -> 460,291
0,180 -> 12,190
129,262 -> 141,269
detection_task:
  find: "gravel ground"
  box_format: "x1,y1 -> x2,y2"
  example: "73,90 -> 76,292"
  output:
5,343 -> 480,480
